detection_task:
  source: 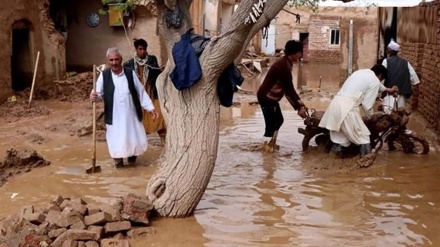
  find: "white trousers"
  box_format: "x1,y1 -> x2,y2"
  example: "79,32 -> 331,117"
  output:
382,95 -> 407,114
329,107 -> 371,147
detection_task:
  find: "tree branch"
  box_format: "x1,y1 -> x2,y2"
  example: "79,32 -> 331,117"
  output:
234,0 -> 291,64
201,0 -> 289,80
156,0 -> 193,54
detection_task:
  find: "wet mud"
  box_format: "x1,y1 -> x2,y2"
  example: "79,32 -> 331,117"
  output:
0,149 -> 50,187
0,99 -> 51,124
54,72 -> 95,102
0,65 -> 439,246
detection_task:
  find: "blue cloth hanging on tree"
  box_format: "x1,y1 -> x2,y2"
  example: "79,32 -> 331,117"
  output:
170,29 -> 203,90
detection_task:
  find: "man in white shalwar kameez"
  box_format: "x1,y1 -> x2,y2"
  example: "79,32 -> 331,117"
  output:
319,65 -> 398,156
90,48 -> 158,168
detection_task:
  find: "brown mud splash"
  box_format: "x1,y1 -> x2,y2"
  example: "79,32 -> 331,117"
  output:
0,149 -> 50,187
295,146 -> 379,173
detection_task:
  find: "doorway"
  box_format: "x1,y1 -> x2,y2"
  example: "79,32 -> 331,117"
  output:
11,20 -> 33,91
299,32 -> 309,62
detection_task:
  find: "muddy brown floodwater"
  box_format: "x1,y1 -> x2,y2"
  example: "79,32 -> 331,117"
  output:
1,63 -> 440,246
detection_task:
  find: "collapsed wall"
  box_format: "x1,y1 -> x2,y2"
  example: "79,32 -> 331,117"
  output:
0,0 -> 65,103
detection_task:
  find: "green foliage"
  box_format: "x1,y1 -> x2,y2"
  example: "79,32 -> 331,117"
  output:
100,0 -> 137,15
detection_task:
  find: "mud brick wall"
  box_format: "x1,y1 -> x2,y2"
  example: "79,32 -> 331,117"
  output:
398,2 -> 440,136
308,50 -> 342,64
307,15 -> 342,64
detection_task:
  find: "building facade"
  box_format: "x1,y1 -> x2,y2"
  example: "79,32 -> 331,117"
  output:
0,0 -> 65,102
379,1 -> 440,137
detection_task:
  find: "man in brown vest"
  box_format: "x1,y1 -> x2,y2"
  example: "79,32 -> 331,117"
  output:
124,39 -> 166,146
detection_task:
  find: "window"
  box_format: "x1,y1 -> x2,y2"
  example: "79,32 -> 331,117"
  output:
330,29 -> 340,45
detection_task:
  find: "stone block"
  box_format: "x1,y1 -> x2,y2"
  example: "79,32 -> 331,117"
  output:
60,199 -> 71,209
84,212 -> 112,226
49,203 -> 62,212
39,241 -> 50,247
52,195 -> 65,206
48,228 -> 67,239
66,229 -> 100,241
122,193 -> 153,225
36,222 -> 50,235
127,227 -> 156,239
101,206 -> 121,222
26,213 -> 46,224
86,205 -> 101,216
71,220 -> 86,230
71,203 -> 88,216
113,233 -> 125,239
101,239 -> 129,247
84,241 -> 99,247
46,210 -> 63,226
111,199 -> 124,212
52,230 -> 100,245
20,206 -> 34,219
104,221 -> 131,233
71,197 -> 87,205
59,211 -> 83,228
62,240 -> 78,247
87,225 -> 104,239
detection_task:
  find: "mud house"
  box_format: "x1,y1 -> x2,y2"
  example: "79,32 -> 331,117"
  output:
257,6 -> 378,84
62,0 -> 161,72
60,0 -> 237,72
0,0 -> 163,103
0,0 -> 65,103
0,0 -> 240,103
378,1 -> 440,137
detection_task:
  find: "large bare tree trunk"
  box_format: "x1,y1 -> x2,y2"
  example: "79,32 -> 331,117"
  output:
146,0 -> 289,217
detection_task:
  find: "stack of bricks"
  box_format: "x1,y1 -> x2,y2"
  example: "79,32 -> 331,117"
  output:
0,194 -> 155,247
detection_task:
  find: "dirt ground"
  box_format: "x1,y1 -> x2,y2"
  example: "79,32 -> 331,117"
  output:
0,149 -> 50,187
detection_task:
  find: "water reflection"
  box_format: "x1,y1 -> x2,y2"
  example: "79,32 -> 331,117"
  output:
0,64 -> 439,246
205,106 -> 440,246
298,63 -> 342,89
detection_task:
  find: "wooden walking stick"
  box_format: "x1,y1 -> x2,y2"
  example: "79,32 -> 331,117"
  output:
28,51 -> 40,108
86,65 -> 102,174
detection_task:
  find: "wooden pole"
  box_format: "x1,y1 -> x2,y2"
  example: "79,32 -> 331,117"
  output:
91,65 -> 97,173
28,51 -> 40,108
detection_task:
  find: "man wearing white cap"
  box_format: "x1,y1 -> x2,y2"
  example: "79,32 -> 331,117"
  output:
381,39 -> 420,113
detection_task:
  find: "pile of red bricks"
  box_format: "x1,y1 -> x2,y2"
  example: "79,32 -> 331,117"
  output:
0,193 -> 155,247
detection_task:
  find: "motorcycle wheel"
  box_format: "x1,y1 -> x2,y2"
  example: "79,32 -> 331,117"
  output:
388,132 -> 430,154
315,134 -> 332,153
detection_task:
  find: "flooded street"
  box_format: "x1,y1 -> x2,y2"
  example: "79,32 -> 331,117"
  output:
1,63 -> 440,246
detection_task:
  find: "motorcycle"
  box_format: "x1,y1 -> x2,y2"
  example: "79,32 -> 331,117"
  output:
298,105 -> 430,156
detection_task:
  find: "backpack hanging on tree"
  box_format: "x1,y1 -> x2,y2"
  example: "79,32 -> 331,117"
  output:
170,29 -> 203,90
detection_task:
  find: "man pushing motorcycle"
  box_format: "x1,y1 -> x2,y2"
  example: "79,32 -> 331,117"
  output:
318,65 -> 399,157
